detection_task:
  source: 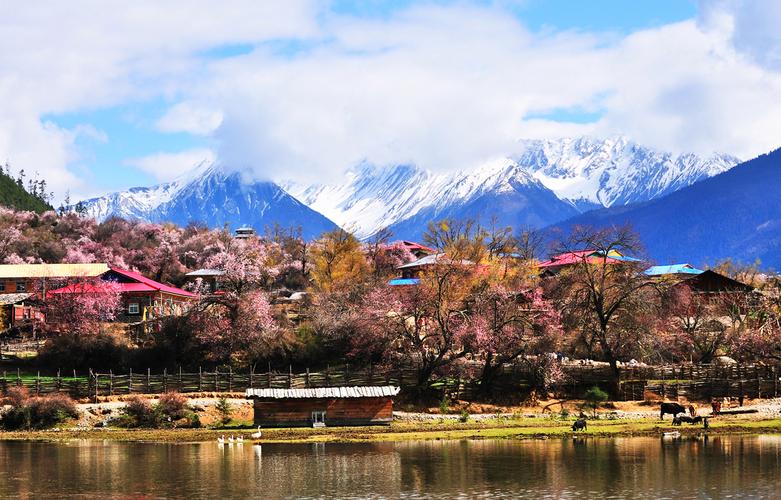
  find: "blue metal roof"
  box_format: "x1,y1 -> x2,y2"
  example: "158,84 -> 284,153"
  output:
388,278 -> 420,286
644,264 -> 704,276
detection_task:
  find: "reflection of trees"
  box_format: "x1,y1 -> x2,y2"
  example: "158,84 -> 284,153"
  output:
1,437 -> 781,497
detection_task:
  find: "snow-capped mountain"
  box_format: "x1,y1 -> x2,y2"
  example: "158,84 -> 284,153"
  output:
80,136 -> 739,241
518,136 -> 739,211
80,164 -> 337,239
285,136 -> 739,238
285,158 -> 578,240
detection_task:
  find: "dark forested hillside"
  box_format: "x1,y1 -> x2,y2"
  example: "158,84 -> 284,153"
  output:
549,148 -> 781,268
0,168 -> 53,213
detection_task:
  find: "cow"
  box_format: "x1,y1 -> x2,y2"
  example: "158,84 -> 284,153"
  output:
672,416 -> 682,426
677,415 -> 696,424
572,419 -> 587,432
660,402 -> 687,420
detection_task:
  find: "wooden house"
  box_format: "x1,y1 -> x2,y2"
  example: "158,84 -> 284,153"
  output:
48,267 -> 197,322
538,249 -> 641,277
0,293 -> 44,329
246,386 -> 400,427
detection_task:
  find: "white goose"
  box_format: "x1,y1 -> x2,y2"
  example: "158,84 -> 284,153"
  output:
251,426 -> 263,440
217,435 -> 226,444
228,435 -> 236,444
236,435 -> 244,444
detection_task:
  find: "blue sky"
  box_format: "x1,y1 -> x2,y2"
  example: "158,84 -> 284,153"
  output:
2,0 -> 779,201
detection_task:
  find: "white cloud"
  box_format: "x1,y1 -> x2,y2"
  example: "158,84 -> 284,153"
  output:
125,148 -> 216,182
156,102 -> 223,135
2,0 -> 781,199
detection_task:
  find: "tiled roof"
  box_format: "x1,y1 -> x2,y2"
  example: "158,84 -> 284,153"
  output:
246,386 -> 400,399
0,263 -> 109,279
397,253 -> 473,270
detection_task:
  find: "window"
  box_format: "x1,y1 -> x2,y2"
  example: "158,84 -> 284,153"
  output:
0,281 -> 5,292
128,303 -> 140,315
311,411 -> 326,427
15,281 -> 26,292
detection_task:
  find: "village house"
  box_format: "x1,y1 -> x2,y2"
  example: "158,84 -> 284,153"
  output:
0,263 -> 196,325
644,264 -> 754,295
389,253 -> 475,286
184,268 -> 225,294
48,267 -> 197,322
246,386 -> 400,427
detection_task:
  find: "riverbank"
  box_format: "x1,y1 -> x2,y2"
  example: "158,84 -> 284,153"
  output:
2,414 -> 781,443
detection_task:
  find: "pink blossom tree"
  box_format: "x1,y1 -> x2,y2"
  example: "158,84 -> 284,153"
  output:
42,278 -> 123,336
463,284 -> 562,397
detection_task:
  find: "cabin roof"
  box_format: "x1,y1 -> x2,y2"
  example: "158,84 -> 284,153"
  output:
538,249 -> 640,269
396,253 -> 473,270
0,293 -> 35,305
388,278 -> 420,286
48,268 -> 196,298
185,268 -> 225,277
246,386 -> 400,399
644,263 -> 704,276
0,263 -> 110,279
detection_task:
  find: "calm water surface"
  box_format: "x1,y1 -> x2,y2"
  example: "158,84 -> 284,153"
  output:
0,435 -> 780,498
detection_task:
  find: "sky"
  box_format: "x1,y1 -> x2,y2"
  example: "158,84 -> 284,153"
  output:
1,0 -> 781,202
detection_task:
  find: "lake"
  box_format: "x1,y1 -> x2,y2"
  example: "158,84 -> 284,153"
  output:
0,435 -> 780,498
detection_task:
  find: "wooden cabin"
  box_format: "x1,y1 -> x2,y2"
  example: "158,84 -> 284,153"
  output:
246,386 -> 400,427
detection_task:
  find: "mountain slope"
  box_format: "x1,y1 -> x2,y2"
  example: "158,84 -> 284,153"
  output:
518,136 -> 738,210
81,165 -> 337,239
0,171 -> 52,213
550,148 -> 781,268
287,137 -> 739,239
286,158 -> 579,240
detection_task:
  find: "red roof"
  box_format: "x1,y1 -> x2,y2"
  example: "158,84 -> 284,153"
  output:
109,268 -> 196,297
400,240 -> 435,254
48,268 -> 196,298
538,250 -> 621,268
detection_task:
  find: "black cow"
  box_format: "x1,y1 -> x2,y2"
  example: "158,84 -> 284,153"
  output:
672,416 -> 682,426
572,419 -> 587,432
677,415 -> 696,424
660,402 -> 687,420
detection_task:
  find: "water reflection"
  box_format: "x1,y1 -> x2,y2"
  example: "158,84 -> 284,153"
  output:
0,436 -> 779,498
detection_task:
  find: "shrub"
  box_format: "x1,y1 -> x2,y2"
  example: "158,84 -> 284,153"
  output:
214,397 -> 232,426
459,409 -> 469,423
1,389 -> 78,430
581,386 -> 610,418
36,333 -> 130,371
157,392 -> 188,421
439,396 -> 450,414
122,396 -> 156,427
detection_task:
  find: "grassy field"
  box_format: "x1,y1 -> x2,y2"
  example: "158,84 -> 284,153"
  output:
1,416 -> 780,444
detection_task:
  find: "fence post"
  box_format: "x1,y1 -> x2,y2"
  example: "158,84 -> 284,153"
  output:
268,363 -> 272,389
306,368 -> 310,388
163,368 -> 168,393
368,362 -> 373,385
214,369 -> 219,392
288,365 -> 292,389
344,363 -> 349,385
109,369 -> 114,396
36,371 -> 40,396
129,368 -> 133,394
198,366 -> 202,392
147,368 -> 151,394
57,369 -> 61,393
249,367 -> 254,389
774,366 -> 778,398
94,373 -> 99,403
16,368 -> 21,387
228,366 -> 233,393
178,366 -> 182,392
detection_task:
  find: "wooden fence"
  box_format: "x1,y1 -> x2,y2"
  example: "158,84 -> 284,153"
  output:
0,362 -> 778,401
